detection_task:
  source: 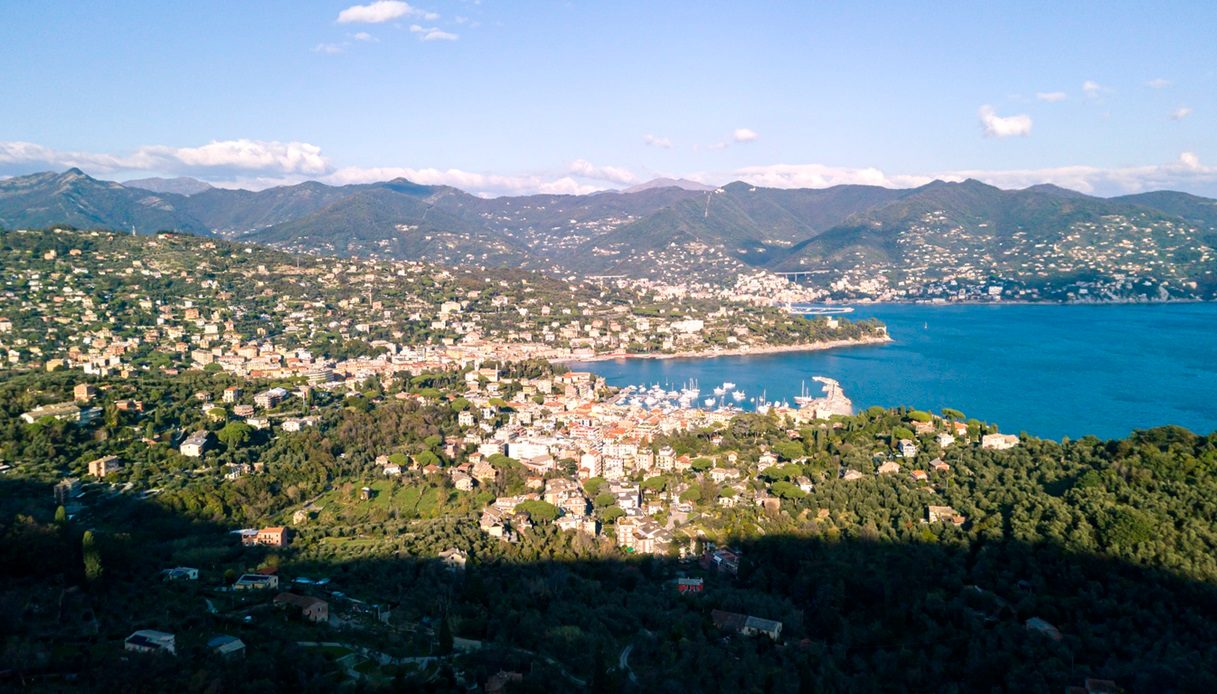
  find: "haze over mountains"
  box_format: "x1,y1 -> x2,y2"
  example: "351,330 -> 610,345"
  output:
3,168 -> 1216,297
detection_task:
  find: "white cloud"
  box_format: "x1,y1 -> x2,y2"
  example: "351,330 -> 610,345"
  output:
568,159 -> 637,184
1082,80 -> 1106,98
732,128 -> 759,143
643,134 -> 672,149
312,42 -> 347,54
352,32 -> 376,42
939,152 -> 1216,195
0,139 -> 329,177
730,163 -> 930,190
337,1 -> 423,24
1036,91 -> 1067,103
409,24 -> 458,41
978,105 -> 1032,138
1146,78 -> 1172,89
7,138 -> 1216,198
1171,106 -> 1192,121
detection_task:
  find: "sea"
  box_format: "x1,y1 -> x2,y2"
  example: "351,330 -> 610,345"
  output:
569,303 -> 1217,441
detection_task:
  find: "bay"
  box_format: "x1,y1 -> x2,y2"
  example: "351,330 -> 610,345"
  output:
569,303 -> 1217,441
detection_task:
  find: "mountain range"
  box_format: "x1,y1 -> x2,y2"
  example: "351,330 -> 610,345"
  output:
2,168 -> 1216,298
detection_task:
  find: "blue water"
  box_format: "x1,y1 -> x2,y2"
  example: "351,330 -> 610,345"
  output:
571,304 -> 1217,440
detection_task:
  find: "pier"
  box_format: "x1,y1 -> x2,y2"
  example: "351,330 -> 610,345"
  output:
779,303 -> 854,315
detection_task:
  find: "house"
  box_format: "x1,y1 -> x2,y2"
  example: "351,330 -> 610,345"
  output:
222,386 -> 242,403
1025,616 -> 1063,641
124,629 -> 176,655
88,455 -> 123,478
911,469 -> 929,482
73,383 -> 97,402
897,439 -> 918,458
982,433 -> 1020,450
161,566 -> 199,581
711,610 -> 783,640
936,432 -> 956,448
274,592 -> 329,623
842,469 -> 865,481
243,526 -> 288,547
676,577 -> 704,593
207,634 -> 246,658
233,573 -> 279,590
927,505 -> 967,526
450,470 -> 475,491
877,461 -> 901,475
931,458 -> 951,473
438,548 -> 467,572
700,547 -> 741,576
486,670 -> 524,694
180,430 -> 212,458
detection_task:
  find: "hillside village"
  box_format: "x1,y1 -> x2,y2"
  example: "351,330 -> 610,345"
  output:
0,228 -> 885,380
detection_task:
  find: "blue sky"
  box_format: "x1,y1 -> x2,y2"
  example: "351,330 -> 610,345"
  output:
1,1 -> 1215,196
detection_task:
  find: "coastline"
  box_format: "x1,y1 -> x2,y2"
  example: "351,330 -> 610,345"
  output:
556,334 -> 893,364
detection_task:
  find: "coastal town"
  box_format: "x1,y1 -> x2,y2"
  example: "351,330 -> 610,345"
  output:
0,226 -> 1070,688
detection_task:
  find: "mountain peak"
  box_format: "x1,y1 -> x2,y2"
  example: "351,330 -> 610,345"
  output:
125,176 -> 214,196
621,177 -> 716,194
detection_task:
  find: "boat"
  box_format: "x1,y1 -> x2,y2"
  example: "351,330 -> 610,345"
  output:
793,380 -> 816,406
703,398 -> 716,407
722,382 -> 736,390
731,391 -> 746,402
712,386 -> 726,396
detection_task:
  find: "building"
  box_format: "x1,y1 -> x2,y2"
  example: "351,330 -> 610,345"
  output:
1025,616 -> 1063,641
274,592 -> 329,623
438,548 -> 467,572
162,566 -> 199,581
73,383 -> 97,402
897,439 -> 918,458
982,433 -> 1020,450
242,526 -> 289,547
222,386 -> 242,403
88,455 -> 123,478
207,634 -> 246,659
927,505 -> 967,526
711,610 -> 783,640
124,629 -> 177,655
233,573 -> 279,590
20,402 -> 99,425
676,577 -> 704,593
180,430 -> 212,458
254,387 -> 290,409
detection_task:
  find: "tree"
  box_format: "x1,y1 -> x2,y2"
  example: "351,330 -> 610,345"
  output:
908,410 -> 933,423
691,457 -> 714,472
515,500 -> 560,523
82,530 -> 102,583
437,615 -> 454,655
54,505 -> 67,525
773,441 -> 806,461
217,421 -> 253,449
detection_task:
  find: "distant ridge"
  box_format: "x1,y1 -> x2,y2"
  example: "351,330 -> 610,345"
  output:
1,168 -> 1215,298
124,176 -> 214,196
621,177 -> 716,193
